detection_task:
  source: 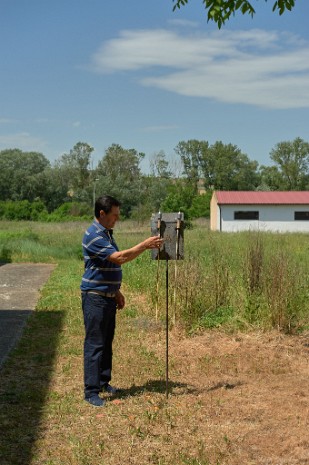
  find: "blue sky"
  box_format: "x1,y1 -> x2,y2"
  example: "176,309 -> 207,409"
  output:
1,0 -> 308,173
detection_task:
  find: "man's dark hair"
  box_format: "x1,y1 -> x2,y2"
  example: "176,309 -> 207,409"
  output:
95,195 -> 121,218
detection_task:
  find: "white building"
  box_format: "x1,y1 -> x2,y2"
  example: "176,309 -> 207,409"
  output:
210,191 -> 309,233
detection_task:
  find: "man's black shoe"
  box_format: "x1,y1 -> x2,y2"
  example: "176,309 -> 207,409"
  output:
101,383 -> 120,395
85,395 -> 106,407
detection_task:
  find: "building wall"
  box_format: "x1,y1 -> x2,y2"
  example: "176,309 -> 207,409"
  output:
219,204 -> 309,232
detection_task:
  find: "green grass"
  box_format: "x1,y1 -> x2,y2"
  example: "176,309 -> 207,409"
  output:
1,220 -> 309,332
1,220 -> 309,464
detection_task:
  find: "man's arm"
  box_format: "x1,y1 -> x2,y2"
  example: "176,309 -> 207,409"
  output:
107,235 -> 164,265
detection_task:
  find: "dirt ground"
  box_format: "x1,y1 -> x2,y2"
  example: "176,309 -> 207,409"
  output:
1,266 -> 309,465
140,323 -> 309,465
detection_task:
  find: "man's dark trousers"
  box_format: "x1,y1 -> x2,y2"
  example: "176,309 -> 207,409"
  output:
82,292 -> 116,398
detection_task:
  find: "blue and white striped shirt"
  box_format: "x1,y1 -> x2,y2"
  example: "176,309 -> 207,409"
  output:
80,220 -> 122,293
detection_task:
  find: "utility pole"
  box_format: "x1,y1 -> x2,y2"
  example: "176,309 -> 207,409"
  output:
93,178 -> 99,208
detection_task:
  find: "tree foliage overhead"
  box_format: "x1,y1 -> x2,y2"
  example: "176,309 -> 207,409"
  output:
172,0 -> 296,28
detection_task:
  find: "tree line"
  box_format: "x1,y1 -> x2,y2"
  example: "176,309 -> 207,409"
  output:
0,137 -> 308,221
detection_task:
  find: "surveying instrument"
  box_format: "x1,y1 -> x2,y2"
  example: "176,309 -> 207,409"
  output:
150,211 -> 185,398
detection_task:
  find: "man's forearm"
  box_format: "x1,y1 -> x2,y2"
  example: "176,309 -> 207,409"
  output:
108,235 -> 163,265
108,242 -> 147,265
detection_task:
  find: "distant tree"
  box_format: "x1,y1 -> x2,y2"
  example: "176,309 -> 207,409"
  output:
150,150 -> 172,179
0,149 -> 50,201
36,167 -> 72,212
172,0 -> 296,28
129,150 -> 173,219
258,165 -> 284,191
269,137 -> 309,190
175,140 -> 208,191
130,174 -> 172,221
96,144 -> 145,217
174,139 -> 259,191
97,144 -> 144,181
55,142 -> 93,200
200,141 -> 259,190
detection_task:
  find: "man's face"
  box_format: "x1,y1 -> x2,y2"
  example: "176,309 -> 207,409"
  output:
99,206 -> 120,230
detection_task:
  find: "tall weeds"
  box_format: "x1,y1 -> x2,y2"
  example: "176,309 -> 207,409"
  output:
242,232 -> 266,326
1,220 -> 309,333
126,227 -> 309,334
244,232 -> 264,295
242,232 -> 309,333
263,248 -> 304,332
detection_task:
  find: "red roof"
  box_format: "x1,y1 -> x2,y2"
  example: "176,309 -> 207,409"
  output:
214,191 -> 309,205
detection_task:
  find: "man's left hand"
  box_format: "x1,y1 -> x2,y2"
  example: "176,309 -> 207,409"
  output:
115,290 -> 125,310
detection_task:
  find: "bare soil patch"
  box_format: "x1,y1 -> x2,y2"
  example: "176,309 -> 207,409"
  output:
141,323 -> 309,464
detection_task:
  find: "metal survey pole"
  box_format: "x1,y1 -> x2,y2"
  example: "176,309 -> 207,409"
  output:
173,211 -> 181,324
176,211 -> 181,259
155,212 -> 162,322
165,257 -> 169,398
150,211 -> 184,399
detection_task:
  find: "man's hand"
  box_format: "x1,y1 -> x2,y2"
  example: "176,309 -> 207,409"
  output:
142,235 -> 164,250
115,290 -> 125,310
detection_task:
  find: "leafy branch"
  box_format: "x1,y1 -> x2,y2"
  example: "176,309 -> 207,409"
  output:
172,0 -> 296,28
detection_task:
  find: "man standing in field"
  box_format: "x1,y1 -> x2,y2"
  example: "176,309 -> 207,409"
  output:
81,195 -> 163,407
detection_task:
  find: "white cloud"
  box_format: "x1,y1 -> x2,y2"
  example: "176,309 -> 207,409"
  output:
91,28 -> 309,109
0,132 -> 47,152
142,124 -> 179,132
167,19 -> 199,28
35,118 -> 50,123
0,118 -> 18,124
34,118 -> 82,128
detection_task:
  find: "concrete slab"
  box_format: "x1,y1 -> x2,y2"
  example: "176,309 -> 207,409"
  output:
0,263 -> 56,369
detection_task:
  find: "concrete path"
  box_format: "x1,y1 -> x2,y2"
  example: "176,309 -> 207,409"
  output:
0,263 -> 56,369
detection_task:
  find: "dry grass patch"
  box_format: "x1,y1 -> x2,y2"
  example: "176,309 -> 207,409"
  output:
1,266 -> 309,465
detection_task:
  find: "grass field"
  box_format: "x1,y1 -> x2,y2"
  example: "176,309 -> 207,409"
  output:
0,220 -> 309,464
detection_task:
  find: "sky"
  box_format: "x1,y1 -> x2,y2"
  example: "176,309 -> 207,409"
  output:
1,0 -> 309,174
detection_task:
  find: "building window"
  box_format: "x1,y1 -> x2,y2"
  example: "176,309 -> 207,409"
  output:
234,211 -> 259,220
294,211 -> 309,220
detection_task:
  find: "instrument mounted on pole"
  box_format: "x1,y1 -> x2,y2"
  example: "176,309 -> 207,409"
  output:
150,211 -> 185,398
150,212 -> 184,261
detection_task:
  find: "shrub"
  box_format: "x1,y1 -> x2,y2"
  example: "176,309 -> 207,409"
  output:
188,192 -> 211,219
0,200 -> 48,221
40,202 -> 92,222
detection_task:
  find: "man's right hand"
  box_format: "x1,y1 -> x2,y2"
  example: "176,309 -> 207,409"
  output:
143,235 -> 164,250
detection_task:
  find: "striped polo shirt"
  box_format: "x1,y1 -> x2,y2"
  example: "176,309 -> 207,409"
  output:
80,220 -> 122,293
